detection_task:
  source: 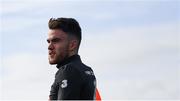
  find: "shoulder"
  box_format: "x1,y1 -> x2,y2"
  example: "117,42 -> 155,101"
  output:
69,62 -> 95,75
68,62 -> 96,81
55,62 -> 96,86
56,61 -> 96,80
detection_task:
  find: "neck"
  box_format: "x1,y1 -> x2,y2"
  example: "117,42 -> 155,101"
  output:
56,54 -> 81,68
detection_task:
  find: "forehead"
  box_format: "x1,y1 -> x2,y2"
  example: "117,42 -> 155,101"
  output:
48,29 -> 67,39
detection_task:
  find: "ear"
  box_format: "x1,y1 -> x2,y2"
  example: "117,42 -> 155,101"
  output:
69,40 -> 78,51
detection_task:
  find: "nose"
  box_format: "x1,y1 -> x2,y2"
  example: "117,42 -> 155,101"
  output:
48,43 -> 54,50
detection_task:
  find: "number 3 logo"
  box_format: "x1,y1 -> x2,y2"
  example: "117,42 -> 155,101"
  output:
61,80 -> 68,88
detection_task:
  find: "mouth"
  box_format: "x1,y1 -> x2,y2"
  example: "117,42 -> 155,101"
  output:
49,51 -> 55,57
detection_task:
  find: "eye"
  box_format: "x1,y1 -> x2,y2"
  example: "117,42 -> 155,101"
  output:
51,38 -> 61,43
47,39 -> 50,43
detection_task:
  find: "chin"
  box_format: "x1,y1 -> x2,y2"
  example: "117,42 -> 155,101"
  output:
48,56 -> 58,64
49,62 -> 57,65
49,59 -> 58,65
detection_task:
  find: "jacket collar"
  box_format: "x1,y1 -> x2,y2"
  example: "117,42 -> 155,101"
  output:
56,54 -> 81,69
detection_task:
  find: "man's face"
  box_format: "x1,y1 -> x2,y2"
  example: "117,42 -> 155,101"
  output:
47,29 -> 69,64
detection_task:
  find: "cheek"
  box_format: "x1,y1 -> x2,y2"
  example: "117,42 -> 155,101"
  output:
55,43 -> 69,54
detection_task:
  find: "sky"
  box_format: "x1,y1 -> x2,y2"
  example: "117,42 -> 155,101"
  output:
0,0 -> 180,100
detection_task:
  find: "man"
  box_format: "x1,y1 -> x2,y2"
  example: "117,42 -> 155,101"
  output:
47,17 -> 101,100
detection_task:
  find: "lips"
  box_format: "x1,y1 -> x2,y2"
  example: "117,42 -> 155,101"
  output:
49,51 -> 55,56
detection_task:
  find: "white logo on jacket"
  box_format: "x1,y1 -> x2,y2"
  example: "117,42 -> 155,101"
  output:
61,80 -> 68,88
85,71 -> 94,75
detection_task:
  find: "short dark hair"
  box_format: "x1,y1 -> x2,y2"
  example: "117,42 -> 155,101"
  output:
48,17 -> 82,48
